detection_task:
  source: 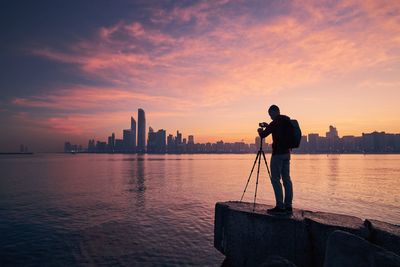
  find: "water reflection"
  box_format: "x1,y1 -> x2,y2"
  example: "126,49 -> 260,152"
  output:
0,154 -> 399,266
327,155 -> 339,191
136,156 -> 146,194
126,156 -> 146,207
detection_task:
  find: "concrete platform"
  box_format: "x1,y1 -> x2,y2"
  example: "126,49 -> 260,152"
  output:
214,201 -> 400,267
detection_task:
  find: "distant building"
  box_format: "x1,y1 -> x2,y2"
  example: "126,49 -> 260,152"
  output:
395,134 -> 400,151
137,108 -> 146,153
131,116 -> 137,152
176,131 -> 182,145
342,135 -> 356,152
167,134 -> 175,153
80,118 -> 400,154
147,127 -> 166,153
326,125 -> 338,139
255,136 -> 266,149
216,140 -> 224,153
108,133 -> 115,152
362,131 -> 386,153
308,133 -> 319,152
96,141 -> 107,152
88,139 -> 96,152
123,129 -> 133,152
233,142 -> 248,153
115,139 -> 124,152
176,131 -> 185,153
317,136 -> 328,152
297,135 -> 308,152
64,142 -> 82,152
187,135 -> 195,153
64,142 -> 72,153
326,125 -> 339,152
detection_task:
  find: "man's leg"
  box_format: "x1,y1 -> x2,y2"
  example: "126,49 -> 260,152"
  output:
281,153 -> 293,208
270,155 -> 284,208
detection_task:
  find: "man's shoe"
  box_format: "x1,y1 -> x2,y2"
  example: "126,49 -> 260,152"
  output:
285,206 -> 293,215
267,206 -> 286,214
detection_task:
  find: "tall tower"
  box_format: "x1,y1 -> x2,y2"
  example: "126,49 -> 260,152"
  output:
137,108 -> 146,153
131,116 -> 137,151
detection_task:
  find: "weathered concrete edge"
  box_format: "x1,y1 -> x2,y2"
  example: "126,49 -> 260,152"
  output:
214,201 -> 400,264
324,230 -> 400,267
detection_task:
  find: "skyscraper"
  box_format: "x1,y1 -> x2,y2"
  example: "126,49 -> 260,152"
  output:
167,134 -> 175,153
123,129 -> 132,152
326,125 -> 339,139
137,108 -> 146,153
176,131 -> 182,144
308,133 -> 319,152
131,116 -> 136,152
326,125 -> 339,152
108,133 -> 115,152
147,127 -> 166,154
187,135 -> 195,153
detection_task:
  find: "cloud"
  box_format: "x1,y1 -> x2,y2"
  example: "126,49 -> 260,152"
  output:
29,0 -> 400,102
9,86 -> 199,138
10,108 -> 188,138
11,86 -> 194,111
14,0 -> 400,148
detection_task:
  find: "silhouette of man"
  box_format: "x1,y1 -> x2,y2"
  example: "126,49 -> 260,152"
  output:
258,105 -> 293,214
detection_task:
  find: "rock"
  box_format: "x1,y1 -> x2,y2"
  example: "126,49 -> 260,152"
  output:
365,219 -> 400,256
214,201 -> 311,267
303,210 -> 369,267
324,230 -> 400,267
258,255 -> 297,267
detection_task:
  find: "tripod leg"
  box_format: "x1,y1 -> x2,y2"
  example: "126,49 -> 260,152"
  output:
253,150 -> 262,211
240,152 -> 260,201
261,151 -> 272,179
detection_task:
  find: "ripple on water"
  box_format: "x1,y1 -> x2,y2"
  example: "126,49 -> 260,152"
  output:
1,153 -> 399,266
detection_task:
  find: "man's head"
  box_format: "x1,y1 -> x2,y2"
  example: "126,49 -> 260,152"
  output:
268,105 -> 280,120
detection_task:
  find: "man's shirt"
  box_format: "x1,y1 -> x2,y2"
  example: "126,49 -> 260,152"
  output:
259,115 -> 291,155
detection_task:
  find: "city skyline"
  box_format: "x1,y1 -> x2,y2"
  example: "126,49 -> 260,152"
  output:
1,1 -> 400,152
64,111 -> 400,154
5,106 -> 400,153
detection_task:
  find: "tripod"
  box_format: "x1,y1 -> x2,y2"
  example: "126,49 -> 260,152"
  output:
240,139 -> 272,211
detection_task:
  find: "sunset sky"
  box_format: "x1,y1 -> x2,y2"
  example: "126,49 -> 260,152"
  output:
1,0 -> 399,152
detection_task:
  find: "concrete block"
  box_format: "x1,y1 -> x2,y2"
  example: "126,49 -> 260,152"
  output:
214,201 -> 311,267
214,201 -> 400,267
214,202 -> 229,253
303,210 -> 368,267
324,230 -> 400,267
365,219 -> 400,256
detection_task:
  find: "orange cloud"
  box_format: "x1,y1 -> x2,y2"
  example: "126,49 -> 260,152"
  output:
11,86 -> 194,111
22,0 -> 400,144
30,1 -> 400,101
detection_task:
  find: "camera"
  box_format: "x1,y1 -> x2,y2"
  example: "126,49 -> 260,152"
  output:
259,122 -> 268,128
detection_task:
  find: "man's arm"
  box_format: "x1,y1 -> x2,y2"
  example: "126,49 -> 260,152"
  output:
258,121 -> 275,138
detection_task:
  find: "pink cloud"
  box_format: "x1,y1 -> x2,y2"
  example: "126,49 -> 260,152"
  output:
11,86 -> 195,111
21,0 -> 400,144
30,0 -> 400,104
11,108 -> 189,139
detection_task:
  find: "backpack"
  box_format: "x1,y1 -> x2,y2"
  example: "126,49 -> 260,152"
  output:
288,119 -> 302,149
